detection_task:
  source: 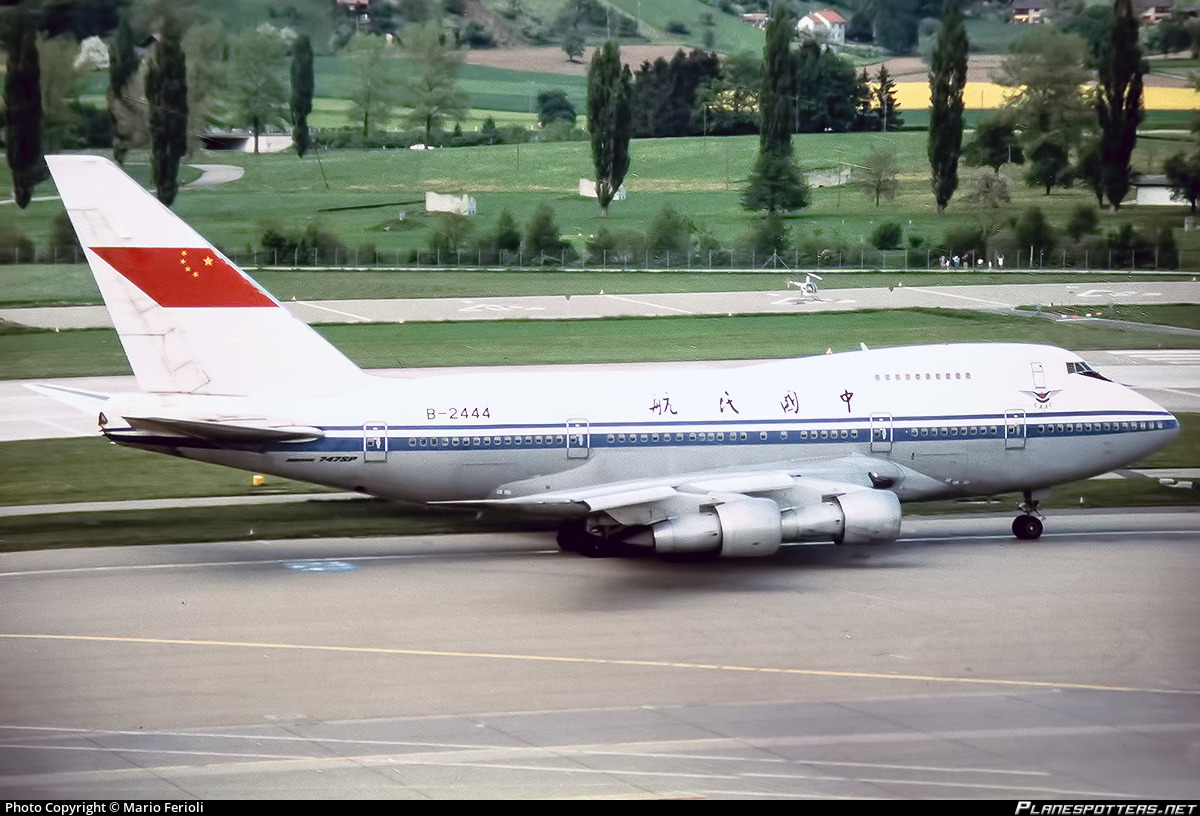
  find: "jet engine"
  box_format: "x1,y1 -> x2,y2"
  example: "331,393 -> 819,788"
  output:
781,489 -> 901,545
627,497 -> 783,557
625,489 -> 901,558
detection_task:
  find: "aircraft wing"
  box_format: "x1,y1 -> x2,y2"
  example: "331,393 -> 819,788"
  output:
432,457 -> 901,543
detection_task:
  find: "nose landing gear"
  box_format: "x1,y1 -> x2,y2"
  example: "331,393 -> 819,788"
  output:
1012,491 -> 1044,540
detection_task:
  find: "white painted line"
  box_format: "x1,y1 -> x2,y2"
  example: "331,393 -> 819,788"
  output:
904,287 -> 1011,308
288,301 -> 372,322
602,294 -> 694,314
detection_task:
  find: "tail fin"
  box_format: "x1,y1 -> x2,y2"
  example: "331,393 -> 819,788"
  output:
47,155 -> 367,397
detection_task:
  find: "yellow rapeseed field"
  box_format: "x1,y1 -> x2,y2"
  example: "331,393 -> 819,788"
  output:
894,81 -> 1200,111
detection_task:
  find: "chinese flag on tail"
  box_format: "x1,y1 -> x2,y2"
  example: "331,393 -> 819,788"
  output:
89,247 -> 276,308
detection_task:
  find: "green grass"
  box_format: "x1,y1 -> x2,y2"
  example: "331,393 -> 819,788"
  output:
5,309 -> 1200,380
0,436 -> 334,507
10,130 -> 1200,271
0,264 -> 100,306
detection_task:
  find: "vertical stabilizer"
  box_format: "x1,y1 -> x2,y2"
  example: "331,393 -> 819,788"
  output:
47,154 -> 368,397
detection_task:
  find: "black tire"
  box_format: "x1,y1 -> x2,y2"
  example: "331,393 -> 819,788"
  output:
1012,515 -> 1043,540
557,520 -> 616,556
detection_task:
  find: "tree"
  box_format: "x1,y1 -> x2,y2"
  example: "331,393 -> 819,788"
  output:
5,11 -> 41,209
344,34 -> 400,146
587,40 -> 632,215
647,205 -> 690,260
965,171 -> 1012,208
182,20 -> 225,156
875,0 -> 920,55
855,148 -> 900,207
402,21 -> 469,146
228,26 -> 289,154
37,35 -> 83,154
145,8 -> 188,206
962,118 -> 1024,173
1026,140 -> 1073,195
630,50 -> 719,138
1095,0 -> 1143,210
537,89 -> 576,127
995,27 -> 1092,195
792,41 -> 858,133
525,204 -> 571,259
928,0 -> 968,213
874,65 -> 902,131
291,34 -> 314,157
742,4 -> 808,213
562,26 -> 584,63
107,11 -> 142,165
1164,152 -> 1200,213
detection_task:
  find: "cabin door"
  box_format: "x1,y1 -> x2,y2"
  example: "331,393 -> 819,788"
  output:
364,422 -> 388,462
566,419 -> 590,459
1004,410 -> 1027,450
870,413 -> 893,453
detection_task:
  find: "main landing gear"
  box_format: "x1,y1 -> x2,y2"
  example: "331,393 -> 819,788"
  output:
1012,491 -> 1044,540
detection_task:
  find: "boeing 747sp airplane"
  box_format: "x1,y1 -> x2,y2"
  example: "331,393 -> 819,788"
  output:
39,155 -> 1179,557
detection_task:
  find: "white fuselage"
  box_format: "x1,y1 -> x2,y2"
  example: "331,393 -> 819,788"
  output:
108,343 -> 1179,508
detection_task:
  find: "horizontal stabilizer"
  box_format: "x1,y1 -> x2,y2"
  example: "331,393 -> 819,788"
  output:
120,416 -> 324,448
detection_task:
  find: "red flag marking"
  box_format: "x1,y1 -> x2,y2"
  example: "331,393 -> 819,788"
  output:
90,247 -> 276,308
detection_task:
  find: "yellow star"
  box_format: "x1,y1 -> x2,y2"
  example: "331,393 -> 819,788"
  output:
203,256 -> 214,266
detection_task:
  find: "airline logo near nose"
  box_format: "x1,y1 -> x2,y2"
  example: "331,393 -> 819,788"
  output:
88,246 -> 276,308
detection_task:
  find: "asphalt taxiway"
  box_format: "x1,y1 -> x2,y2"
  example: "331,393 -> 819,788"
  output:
1,512 -> 1197,798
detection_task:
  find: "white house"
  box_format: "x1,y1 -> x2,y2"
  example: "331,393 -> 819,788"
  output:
798,10 -> 846,46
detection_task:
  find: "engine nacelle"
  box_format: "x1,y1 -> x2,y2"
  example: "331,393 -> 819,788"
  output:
627,489 -> 901,557
781,489 -> 901,545
630,497 -> 784,557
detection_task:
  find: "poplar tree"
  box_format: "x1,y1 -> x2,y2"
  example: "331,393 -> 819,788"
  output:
742,2 -> 807,212
291,34 -> 314,157
145,9 -> 187,206
5,10 -> 42,209
587,40 -> 632,215
1096,0 -> 1143,210
928,0 -> 968,213
108,13 -> 140,165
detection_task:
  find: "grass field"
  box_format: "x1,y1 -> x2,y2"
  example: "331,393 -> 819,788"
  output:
9,129 -> 1200,272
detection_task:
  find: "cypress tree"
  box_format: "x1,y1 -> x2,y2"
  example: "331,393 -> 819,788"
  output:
145,10 -> 188,206
108,13 -> 139,165
587,40 -> 632,216
291,34 -> 314,158
5,10 -> 41,209
1096,0 -> 1143,210
742,2 -> 807,212
928,0 -> 969,213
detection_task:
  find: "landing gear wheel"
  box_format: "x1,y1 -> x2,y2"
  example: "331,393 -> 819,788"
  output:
1012,514 -> 1043,540
557,520 -> 616,557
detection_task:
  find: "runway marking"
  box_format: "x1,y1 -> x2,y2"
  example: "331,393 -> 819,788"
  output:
903,287 -> 1011,308
288,301 -> 371,322
1,633 -> 1194,696
602,294 -> 695,314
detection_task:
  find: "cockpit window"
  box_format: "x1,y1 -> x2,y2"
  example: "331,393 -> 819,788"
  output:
1067,361 -> 1111,381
